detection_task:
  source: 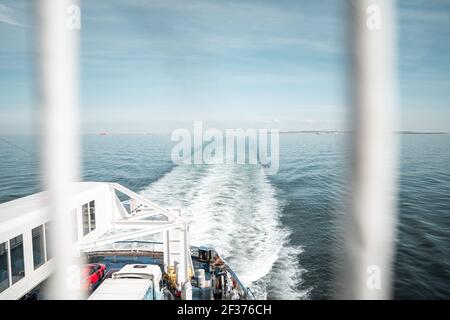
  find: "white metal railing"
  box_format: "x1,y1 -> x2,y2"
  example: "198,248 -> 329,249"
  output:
110,183 -> 183,222
36,0 -> 82,300
342,0 -> 399,299
34,0 -> 399,300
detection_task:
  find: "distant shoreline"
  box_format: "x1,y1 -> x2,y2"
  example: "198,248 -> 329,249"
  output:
279,130 -> 450,135
1,131 -> 450,136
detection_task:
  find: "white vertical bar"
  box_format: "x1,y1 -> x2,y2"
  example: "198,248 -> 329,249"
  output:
163,230 -> 170,273
43,225 -> 48,262
6,242 -> 12,287
343,0 -> 399,299
36,0 -> 82,299
178,226 -> 187,286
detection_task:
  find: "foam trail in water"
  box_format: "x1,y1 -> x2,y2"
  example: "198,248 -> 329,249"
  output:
142,163 -> 308,299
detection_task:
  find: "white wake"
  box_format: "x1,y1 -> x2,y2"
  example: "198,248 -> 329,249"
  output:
142,164 -> 309,299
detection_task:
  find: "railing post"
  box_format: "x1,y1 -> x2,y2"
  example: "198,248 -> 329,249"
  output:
342,0 -> 399,299
36,0 -> 82,299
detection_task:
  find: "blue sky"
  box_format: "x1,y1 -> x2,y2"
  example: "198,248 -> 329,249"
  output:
0,0 -> 449,133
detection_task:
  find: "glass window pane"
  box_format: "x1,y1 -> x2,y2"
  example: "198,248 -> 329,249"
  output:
0,242 -> 9,293
45,223 -> 52,260
82,203 -> 90,236
144,283 -> 154,300
89,200 -> 96,231
10,235 -> 25,284
32,225 -> 45,269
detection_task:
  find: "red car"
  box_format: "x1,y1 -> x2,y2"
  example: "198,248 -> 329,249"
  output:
82,263 -> 106,290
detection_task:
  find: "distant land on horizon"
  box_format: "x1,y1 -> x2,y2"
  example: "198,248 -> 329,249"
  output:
278,130 -> 450,135
88,130 -> 450,135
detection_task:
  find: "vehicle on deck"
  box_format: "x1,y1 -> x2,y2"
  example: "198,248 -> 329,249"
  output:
0,182 -> 255,300
82,263 -> 106,291
88,264 -> 162,300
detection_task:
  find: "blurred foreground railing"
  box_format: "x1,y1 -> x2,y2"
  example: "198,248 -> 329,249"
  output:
341,0 -> 399,299
36,0 -> 82,299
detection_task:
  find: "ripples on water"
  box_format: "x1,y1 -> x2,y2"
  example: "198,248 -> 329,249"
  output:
0,133 -> 448,299
0,135 -> 41,202
395,135 -> 450,299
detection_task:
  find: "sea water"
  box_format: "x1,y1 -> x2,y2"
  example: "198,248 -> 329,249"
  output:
0,133 -> 449,299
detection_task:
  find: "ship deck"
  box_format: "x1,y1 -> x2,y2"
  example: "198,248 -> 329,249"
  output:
87,250 -> 215,300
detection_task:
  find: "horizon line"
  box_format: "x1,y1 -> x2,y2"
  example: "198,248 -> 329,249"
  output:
1,130 -> 450,136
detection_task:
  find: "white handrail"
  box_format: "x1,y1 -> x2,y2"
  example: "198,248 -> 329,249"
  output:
79,222 -> 185,251
110,183 -> 183,222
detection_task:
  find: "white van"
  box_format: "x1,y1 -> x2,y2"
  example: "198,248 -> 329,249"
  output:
88,264 -> 163,300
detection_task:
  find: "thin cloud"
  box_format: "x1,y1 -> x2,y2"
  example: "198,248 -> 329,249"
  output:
83,0 -> 344,57
0,4 -> 24,27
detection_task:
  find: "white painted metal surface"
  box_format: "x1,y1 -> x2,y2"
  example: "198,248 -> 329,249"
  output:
0,183 -> 109,299
0,182 -> 193,300
114,264 -> 162,282
88,278 -> 153,300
